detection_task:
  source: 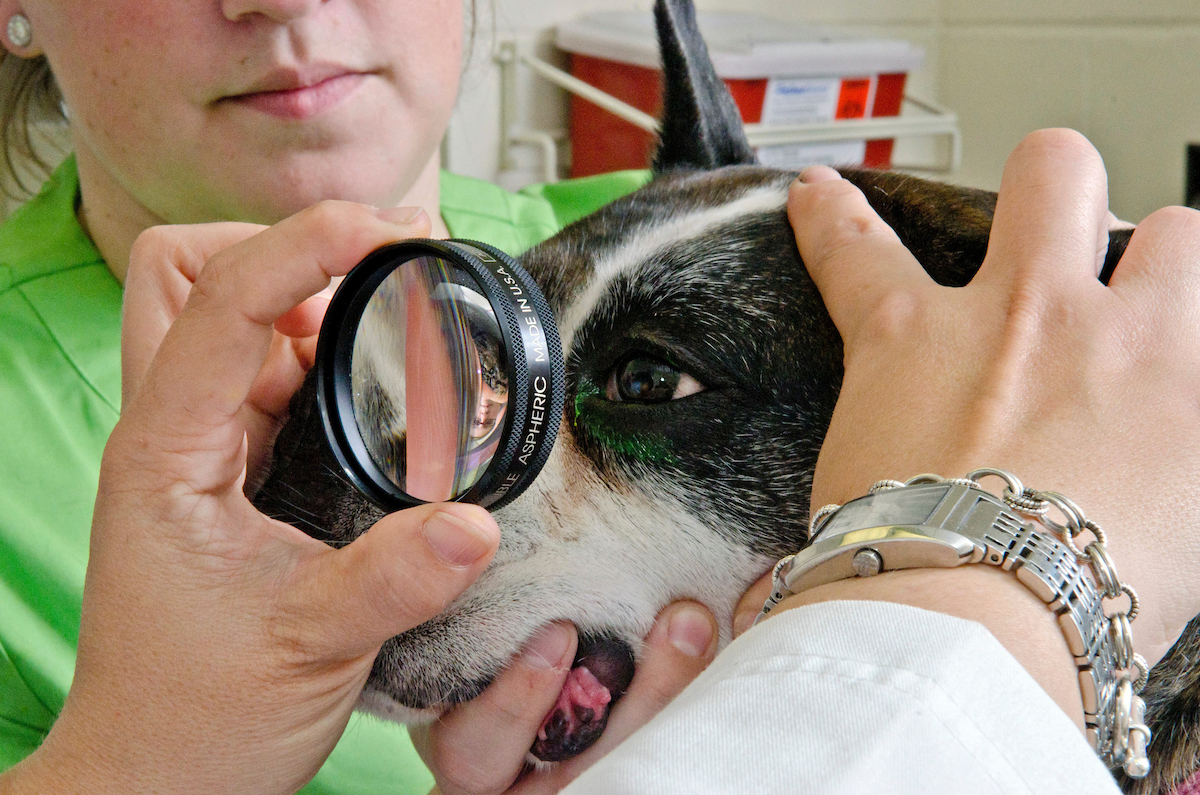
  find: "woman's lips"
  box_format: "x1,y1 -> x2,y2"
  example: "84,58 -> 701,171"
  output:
225,72 -> 368,121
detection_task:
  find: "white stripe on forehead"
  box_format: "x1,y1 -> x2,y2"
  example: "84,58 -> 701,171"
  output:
559,184 -> 789,352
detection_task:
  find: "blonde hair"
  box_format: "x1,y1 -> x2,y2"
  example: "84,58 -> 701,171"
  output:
0,51 -> 66,200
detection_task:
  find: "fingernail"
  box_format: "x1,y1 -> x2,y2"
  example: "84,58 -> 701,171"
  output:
732,609 -> 757,638
667,604 -> 715,658
422,510 -> 495,568
373,206 -> 427,225
521,624 -> 574,670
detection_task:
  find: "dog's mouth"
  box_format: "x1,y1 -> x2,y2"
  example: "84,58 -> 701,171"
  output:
531,633 -> 635,762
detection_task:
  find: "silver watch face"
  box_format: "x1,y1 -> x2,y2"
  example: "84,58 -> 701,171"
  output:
827,483 -> 948,534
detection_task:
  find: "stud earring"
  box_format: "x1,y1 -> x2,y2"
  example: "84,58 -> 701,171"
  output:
6,13 -> 31,48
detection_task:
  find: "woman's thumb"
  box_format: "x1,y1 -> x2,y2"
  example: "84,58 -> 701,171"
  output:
285,503 -> 500,661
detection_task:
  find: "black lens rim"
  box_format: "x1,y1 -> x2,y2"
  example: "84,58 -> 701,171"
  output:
314,239 -> 564,511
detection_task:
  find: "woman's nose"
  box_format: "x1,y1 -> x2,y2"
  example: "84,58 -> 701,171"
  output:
222,0 -> 325,24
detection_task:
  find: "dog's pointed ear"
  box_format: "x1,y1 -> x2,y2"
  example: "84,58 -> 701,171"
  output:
652,0 -> 757,173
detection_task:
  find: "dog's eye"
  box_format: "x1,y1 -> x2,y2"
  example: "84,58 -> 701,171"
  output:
606,355 -> 705,402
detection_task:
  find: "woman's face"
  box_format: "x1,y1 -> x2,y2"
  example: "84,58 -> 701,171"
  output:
21,0 -> 462,224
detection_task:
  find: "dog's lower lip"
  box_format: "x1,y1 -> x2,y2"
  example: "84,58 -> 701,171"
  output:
530,634 -> 635,761
223,73 -> 367,120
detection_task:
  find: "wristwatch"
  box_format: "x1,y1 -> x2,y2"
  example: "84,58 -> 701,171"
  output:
758,478 -> 1151,778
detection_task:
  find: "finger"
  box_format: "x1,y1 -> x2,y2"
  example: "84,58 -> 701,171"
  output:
284,502 -> 499,658
1108,205 -> 1200,299
555,602 -> 716,771
241,293 -> 332,475
245,332 -> 313,426
978,128 -> 1110,286
240,332 -> 312,485
241,293 -> 332,472
417,623 -> 576,795
787,173 -> 932,339
293,334 -> 320,372
129,202 -> 431,486
1107,211 -> 1136,232
233,293 -> 330,490
274,294 -> 330,339
799,164 -> 841,184
121,221 -> 266,405
732,570 -> 775,638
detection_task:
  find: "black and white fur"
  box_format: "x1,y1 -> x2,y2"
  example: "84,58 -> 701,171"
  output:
254,0 -> 1199,788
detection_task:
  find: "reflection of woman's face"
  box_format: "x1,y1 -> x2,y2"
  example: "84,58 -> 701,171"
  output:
469,326 -> 507,440
471,381 -> 506,440
22,0 -> 462,225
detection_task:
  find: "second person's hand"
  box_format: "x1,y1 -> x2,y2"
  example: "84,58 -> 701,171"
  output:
414,600 -> 718,795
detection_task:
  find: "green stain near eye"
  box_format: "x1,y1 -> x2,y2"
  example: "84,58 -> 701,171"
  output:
573,380 -> 678,465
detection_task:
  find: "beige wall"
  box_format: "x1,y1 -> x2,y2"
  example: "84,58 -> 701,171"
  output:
937,3 -> 1200,221
465,0 -> 1199,222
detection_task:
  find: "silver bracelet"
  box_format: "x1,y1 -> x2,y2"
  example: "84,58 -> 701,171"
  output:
757,468 -> 1151,778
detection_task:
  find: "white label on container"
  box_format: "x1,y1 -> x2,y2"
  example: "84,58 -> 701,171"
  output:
760,78 -> 840,125
755,140 -> 869,170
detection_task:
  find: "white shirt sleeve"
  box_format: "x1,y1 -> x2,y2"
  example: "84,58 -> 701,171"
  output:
563,600 -> 1122,795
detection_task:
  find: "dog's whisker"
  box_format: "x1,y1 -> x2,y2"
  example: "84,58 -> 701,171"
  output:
319,463 -> 357,489
264,502 -> 329,538
277,480 -> 316,500
268,491 -> 324,522
266,510 -> 325,536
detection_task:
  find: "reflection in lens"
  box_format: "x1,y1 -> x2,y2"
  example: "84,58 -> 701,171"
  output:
350,256 -> 508,502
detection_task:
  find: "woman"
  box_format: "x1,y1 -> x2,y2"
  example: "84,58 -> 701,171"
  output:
0,1 -> 694,792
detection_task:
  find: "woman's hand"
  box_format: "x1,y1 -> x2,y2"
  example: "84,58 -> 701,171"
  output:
412,601 -> 717,795
733,130 -> 1200,722
118,205 -> 427,486
3,202 -> 498,795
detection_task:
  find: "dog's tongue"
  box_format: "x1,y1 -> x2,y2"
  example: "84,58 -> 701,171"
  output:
530,635 -> 635,761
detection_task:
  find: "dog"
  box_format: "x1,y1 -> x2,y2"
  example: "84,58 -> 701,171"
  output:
253,0 -> 1199,790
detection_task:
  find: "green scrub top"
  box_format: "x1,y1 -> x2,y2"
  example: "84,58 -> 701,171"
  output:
0,156 -> 648,793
